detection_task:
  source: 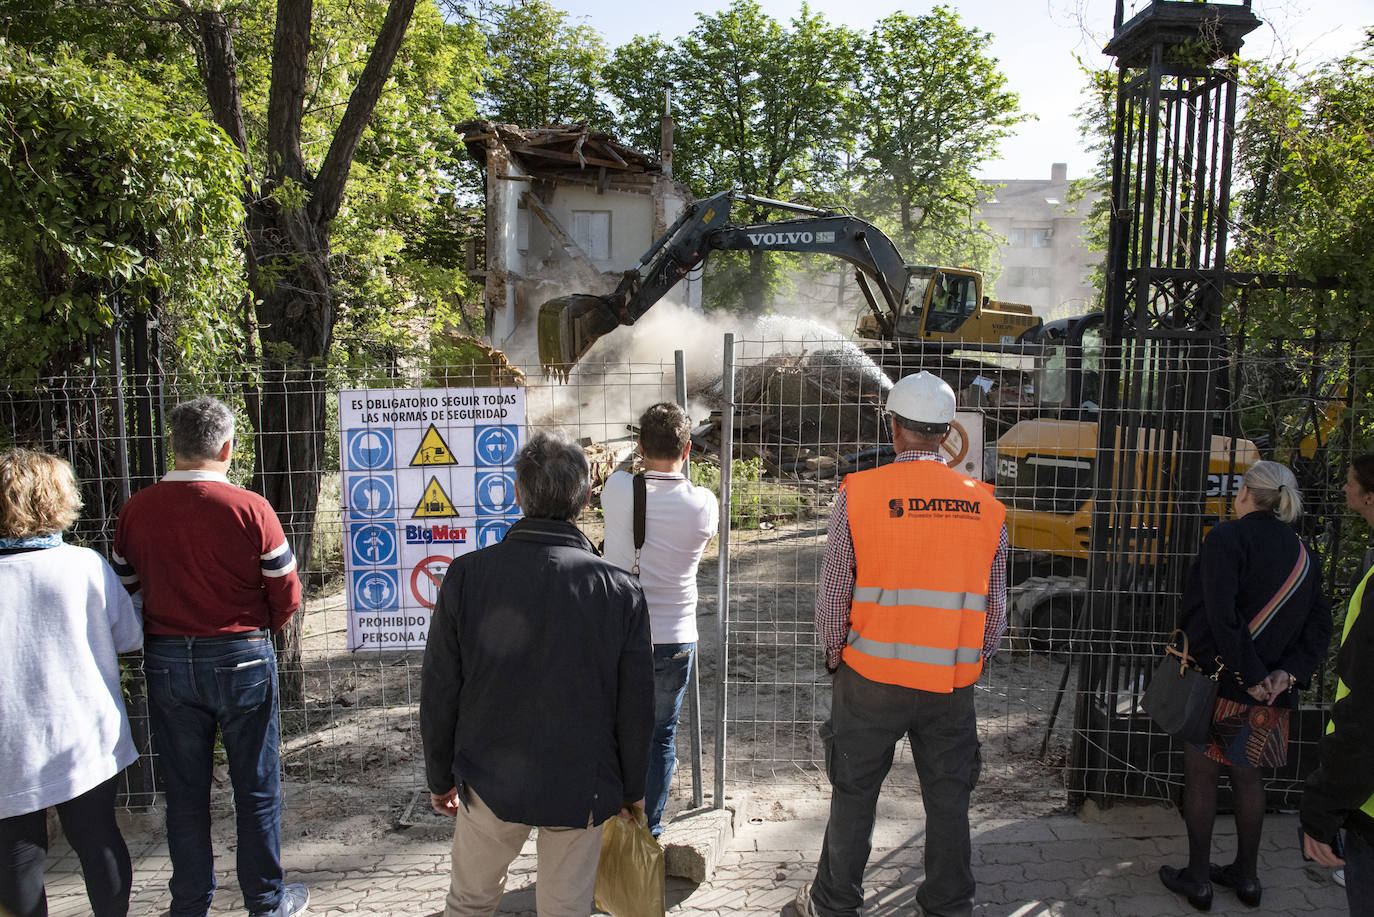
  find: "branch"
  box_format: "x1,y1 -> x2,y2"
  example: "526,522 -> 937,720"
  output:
186,5 -> 251,158
311,0 -> 417,226
267,0 -> 313,184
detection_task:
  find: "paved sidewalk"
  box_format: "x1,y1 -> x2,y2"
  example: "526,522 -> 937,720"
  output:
43,796 -> 1346,915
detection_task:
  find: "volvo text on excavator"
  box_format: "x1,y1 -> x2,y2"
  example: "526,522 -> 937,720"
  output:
536,189 -> 1042,377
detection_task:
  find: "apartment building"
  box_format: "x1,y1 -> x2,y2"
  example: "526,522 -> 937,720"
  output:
977,163 -> 1104,320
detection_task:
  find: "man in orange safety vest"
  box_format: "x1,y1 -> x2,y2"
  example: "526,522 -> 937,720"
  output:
796,371 -> 1009,917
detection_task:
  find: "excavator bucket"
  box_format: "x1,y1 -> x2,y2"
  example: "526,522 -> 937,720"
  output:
536,293 -> 623,380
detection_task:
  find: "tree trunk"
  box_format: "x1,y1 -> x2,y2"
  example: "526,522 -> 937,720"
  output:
189,0 -> 418,708
247,202 -> 334,708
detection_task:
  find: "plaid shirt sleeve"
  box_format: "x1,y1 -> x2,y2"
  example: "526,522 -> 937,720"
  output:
983,525 -> 1009,660
815,484 -> 855,672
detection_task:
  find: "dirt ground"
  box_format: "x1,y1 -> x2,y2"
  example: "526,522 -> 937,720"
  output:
273,509 -> 1076,841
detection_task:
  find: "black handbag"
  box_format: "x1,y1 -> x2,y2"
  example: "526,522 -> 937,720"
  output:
1141,629 -> 1219,745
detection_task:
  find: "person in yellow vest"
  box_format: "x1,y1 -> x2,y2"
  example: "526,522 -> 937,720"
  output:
1302,454 -> 1374,915
795,371 -> 1008,917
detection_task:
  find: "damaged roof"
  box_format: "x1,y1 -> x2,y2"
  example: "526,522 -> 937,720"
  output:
457,120 -> 664,181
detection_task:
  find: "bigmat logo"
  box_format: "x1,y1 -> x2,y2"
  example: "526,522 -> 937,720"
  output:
405,523 -> 468,545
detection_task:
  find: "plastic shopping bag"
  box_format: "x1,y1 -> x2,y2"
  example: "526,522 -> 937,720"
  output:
593,809 -> 665,917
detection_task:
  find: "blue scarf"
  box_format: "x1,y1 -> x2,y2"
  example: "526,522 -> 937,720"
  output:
0,533 -> 63,550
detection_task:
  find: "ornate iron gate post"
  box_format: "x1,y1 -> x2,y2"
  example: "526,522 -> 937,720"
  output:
1070,0 -> 1260,804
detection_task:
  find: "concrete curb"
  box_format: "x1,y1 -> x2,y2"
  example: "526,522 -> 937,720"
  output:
661,792 -> 750,883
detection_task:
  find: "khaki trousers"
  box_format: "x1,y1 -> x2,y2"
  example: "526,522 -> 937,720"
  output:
444,789 -> 603,917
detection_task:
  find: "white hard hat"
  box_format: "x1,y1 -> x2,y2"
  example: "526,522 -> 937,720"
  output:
886,371 -> 956,426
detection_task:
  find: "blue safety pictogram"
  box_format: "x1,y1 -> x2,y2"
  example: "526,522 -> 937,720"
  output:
353,570 -> 399,611
473,426 -> 519,467
475,519 -> 513,548
345,428 -> 394,471
474,471 -> 517,515
349,523 -> 397,567
347,474 -> 395,520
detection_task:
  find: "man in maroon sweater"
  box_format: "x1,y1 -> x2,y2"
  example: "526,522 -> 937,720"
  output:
113,397 -> 306,917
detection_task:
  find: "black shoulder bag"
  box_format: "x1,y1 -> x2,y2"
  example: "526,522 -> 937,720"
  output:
1141,629 -> 1219,745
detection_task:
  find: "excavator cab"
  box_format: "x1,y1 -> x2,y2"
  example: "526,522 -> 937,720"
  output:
921,270 -> 982,335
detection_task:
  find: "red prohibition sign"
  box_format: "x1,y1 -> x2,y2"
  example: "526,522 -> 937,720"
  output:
410,554 -> 452,609
941,419 -> 970,466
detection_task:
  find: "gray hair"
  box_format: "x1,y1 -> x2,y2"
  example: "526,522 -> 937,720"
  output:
1243,460 -> 1302,524
514,432 -> 589,521
169,397 -> 235,461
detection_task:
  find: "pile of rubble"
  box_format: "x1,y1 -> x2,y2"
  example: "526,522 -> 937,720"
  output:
689,348 -> 892,480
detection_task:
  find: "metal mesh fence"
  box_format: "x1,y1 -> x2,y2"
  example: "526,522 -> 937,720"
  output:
715,329 -> 1366,814
1,329 -> 1367,818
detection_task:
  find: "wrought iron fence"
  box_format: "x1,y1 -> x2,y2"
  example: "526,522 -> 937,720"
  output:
1,329 -> 1366,818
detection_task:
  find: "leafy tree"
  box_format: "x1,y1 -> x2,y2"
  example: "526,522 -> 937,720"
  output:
601,34 -> 674,154
7,0 -> 486,691
852,8 -> 1023,268
0,41 -> 246,383
1230,37 -> 1374,345
477,0 -> 611,126
608,0 -> 860,311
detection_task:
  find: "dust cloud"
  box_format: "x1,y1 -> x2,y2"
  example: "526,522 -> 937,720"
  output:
524,297 -> 887,445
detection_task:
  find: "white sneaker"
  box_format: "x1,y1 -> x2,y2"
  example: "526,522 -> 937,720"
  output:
1335,869 -> 1347,888
793,882 -> 819,917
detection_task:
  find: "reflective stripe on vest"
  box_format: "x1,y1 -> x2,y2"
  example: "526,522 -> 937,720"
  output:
841,459 -> 1006,693
847,628 -> 984,667
1328,565 -> 1374,821
853,586 -> 988,613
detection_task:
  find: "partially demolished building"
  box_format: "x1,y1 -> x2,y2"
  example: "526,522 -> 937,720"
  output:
459,120 -> 697,360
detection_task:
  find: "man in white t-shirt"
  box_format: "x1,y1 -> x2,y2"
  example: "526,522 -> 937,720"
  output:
602,402 -> 719,837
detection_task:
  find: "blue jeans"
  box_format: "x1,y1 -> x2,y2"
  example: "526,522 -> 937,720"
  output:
1346,829 -> 1374,916
645,643 -> 694,836
810,664 -> 981,917
144,635 -> 285,916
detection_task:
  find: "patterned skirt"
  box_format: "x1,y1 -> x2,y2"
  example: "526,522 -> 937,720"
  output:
1204,697 -> 1291,768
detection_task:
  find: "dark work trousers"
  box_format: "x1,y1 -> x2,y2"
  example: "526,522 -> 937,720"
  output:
0,776 -> 132,917
811,664 -> 981,917
1345,830 -> 1374,917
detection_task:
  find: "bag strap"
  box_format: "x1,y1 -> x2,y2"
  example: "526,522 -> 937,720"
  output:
1164,628 -> 1223,680
1247,541 -> 1310,637
630,472 -> 646,577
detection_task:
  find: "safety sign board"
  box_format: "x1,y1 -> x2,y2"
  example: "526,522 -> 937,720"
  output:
474,426 -> 518,466
409,424 -> 457,466
410,555 -> 452,609
345,428 -> 393,471
475,519 -> 513,550
413,477 -> 458,518
338,385 -> 525,651
346,474 -> 395,520
349,523 -> 397,567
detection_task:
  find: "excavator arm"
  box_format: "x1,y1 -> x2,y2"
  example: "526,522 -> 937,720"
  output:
536,190 -> 912,376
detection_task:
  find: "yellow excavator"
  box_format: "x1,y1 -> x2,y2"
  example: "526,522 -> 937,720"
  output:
993,312 -> 1347,647
536,189 -> 1041,376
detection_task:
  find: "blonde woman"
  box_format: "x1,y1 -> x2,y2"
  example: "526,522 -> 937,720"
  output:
0,449 -> 142,917
1159,460 -> 1333,910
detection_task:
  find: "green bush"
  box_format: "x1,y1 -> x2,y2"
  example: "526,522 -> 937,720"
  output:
690,456 -> 812,529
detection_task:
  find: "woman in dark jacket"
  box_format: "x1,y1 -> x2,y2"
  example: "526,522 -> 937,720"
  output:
1160,460 -> 1333,910
1302,453 -> 1374,915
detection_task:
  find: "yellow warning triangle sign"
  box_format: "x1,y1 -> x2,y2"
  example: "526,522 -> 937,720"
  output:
410,424 -> 456,466
413,476 -> 458,518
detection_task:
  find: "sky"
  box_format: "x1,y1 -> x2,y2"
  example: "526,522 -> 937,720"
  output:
551,0 -> 1374,181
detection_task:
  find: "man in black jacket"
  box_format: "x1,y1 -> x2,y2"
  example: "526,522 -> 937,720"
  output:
420,432 -> 654,917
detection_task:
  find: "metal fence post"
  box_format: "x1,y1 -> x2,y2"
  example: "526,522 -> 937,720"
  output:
675,350 -> 706,809
713,334 -> 734,809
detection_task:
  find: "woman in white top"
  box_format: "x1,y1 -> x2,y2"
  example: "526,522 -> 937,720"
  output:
0,449 -> 142,917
